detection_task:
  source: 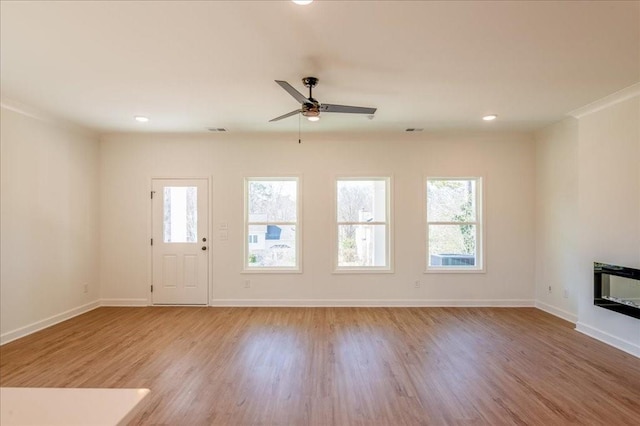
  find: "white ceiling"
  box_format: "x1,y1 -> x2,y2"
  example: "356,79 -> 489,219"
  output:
1,1 -> 639,134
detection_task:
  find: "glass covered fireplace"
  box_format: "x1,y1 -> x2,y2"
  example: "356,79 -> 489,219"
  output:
594,263 -> 640,320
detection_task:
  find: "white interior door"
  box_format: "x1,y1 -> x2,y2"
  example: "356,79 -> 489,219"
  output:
152,178 -> 209,305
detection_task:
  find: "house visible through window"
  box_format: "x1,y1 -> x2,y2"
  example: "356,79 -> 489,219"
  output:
426,178 -> 482,271
245,178 -> 299,271
336,178 -> 391,271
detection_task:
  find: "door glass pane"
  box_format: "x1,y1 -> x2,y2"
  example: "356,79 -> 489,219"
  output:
163,186 -> 197,243
338,224 -> 387,267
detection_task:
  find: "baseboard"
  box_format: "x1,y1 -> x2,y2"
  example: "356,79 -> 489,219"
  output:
0,300 -> 100,346
575,321 -> 640,358
208,299 -> 535,307
535,301 -> 578,323
0,298 -> 536,345
100,298 -> 149,307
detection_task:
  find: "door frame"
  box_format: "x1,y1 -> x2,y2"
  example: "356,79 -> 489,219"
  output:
148,176 -> 213,306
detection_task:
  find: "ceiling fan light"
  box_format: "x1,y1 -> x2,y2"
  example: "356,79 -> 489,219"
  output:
307,116 -> 320,122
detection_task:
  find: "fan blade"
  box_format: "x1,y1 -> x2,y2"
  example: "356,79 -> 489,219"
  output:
275,80 -> 309,105
269,109 -> 302,122
321,104 -> 377,115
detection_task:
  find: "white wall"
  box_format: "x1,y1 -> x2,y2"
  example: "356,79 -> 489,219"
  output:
99,131 -> 535,306
535,88 -> 640,356
0,106 -> 100,343
534,118 -> 580,322
575,95 -> 640,356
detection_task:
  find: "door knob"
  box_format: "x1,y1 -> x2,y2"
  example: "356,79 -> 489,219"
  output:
202,246 -> 207,251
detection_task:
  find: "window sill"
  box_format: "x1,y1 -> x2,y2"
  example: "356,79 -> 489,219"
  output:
424,268 -> 485,274
333,268 -> 394,274
242,268 -> 302,274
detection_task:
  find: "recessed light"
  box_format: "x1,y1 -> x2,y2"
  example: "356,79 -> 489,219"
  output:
482,114 -> 498,121
307,116 -> 320,122
292,0 -> 313,5
135,116 -> 149,123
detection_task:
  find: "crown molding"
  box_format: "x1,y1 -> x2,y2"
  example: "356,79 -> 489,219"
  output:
1,96 -> 57,123
568,82 -> 640,119
1,96 -> 97,137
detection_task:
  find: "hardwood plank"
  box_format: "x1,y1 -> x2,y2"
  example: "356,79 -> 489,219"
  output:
1,307 -> 639,425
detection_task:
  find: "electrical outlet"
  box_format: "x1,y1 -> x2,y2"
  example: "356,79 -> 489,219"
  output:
244,280 -> 251,289
414,280 -> 421,288
563,289 -> 569,298
83,284 -> 88,294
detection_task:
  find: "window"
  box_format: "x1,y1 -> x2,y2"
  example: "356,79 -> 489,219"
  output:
335,177 -> 391,271
245,178 -> 300,271
426,178 -> 482,271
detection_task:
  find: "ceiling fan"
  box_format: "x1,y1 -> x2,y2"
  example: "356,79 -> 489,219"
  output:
269,77 -> 377,122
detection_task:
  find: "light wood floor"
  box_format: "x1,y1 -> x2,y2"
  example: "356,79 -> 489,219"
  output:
1,307 -> 639,425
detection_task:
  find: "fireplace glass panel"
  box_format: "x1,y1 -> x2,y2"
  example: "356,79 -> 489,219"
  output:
605,275 -> 640,309
594,263 -> 640,319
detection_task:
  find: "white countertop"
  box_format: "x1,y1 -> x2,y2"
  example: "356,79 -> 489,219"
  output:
0,387 -> 150,426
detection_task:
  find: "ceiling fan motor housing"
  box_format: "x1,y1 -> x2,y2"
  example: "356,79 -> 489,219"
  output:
302,102 -> 320,117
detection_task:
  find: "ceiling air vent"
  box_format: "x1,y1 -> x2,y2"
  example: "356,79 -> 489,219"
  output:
405,128 -> 423,132
207,128 -> 227,132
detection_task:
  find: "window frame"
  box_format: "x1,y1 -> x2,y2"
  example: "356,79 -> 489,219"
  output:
243,176 -> 302,273
425,176 -> 484,273
333,176 -> 393,273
